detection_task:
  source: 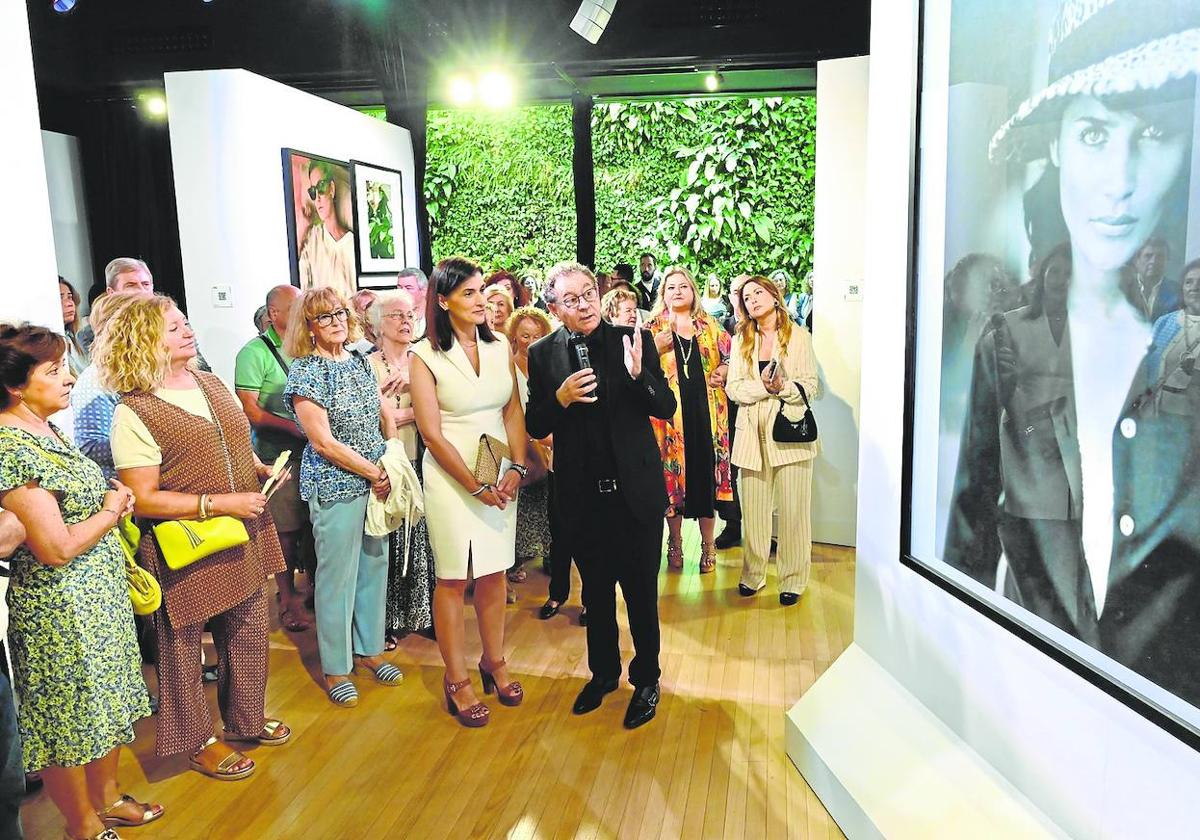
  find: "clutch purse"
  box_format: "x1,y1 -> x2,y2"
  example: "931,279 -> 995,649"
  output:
115,516 -> 162,616
473,434 -> 511,486
152,517 -> 250,571
772,390 -> 818,443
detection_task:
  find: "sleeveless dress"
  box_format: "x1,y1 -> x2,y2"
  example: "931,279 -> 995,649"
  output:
410,332 -> 517,579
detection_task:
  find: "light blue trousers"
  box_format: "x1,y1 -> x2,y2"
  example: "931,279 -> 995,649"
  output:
309,491 -> 388,676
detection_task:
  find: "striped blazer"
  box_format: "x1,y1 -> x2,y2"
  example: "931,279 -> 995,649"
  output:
725,326 -> 820,472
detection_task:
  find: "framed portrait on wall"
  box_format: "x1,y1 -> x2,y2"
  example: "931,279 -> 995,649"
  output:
281,149 -> 357,300
901,0 -> 1200,746
351,161 -> 406,281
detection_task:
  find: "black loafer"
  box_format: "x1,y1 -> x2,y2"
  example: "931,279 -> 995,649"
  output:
624,682 -> 660,729
578,607 -> 587,626
779,592 -> 800,606
572,678 -> 619,715
714,525 -> 742,550
538,600 -> 561,620
738,583 -> 759,597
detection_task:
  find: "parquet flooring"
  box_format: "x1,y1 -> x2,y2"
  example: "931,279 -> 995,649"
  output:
22,527 -> 853,839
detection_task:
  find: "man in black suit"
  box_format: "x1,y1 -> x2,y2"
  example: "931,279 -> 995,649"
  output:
526,262 -> 677,729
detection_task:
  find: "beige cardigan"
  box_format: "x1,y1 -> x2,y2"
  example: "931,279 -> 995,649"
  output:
725,325 -> 820,472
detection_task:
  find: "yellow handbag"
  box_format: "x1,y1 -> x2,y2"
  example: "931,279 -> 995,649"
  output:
115,516 -> 162,616
151,517 -> 250,571
150,382 -> 250,571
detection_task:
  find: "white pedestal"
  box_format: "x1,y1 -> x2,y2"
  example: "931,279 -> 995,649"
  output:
785,645 -> 1065,839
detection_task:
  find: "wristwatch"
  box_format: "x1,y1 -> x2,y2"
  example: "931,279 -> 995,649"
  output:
507,463 -> 528,479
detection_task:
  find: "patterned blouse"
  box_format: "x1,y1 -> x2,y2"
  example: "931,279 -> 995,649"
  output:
284,352 -> 386,503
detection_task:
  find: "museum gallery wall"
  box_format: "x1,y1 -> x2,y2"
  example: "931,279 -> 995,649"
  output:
904,0 -> 1200,742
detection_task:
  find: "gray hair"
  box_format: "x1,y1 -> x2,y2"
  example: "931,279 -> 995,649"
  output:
543,261 -> 596,304
396,267 -> 428,289
104,257 -> 151,289
366,288 -> 415,335
253,305 -> 268,331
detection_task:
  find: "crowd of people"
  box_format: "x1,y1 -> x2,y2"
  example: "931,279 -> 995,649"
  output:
0,253 -> 819,840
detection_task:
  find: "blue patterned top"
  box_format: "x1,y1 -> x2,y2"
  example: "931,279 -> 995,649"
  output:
284,353 -> 386,503
70,364 -> 119,479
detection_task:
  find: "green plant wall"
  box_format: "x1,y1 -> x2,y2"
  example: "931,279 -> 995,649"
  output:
421,95 -> 816,290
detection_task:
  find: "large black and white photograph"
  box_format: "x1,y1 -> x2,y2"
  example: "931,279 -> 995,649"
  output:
906,0 -> 1200,734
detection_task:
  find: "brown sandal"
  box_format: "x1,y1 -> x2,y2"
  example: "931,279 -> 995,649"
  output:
224,718 -> 291,746
188,737 -> 255,781
666,538 -> 684,571
699,541 -> 717,574
444,677 -> 490,727
479,657 -> 524,707
97,794 -> 164,828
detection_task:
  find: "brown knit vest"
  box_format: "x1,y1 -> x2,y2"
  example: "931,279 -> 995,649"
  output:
123,371 -> 285,629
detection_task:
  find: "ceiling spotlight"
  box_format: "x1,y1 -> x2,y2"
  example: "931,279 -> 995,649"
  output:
570,0 -> 616,44
143,94 -> 168,118
704,71 -> 723,92
52,0 -> 78,13
477,71 -> 515,109
448,75 -> 475,107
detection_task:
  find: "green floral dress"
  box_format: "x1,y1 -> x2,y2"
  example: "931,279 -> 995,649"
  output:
0,425 -> 151,772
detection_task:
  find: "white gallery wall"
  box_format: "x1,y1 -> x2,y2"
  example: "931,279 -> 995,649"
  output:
791,0 -> 1200,836
165,69 -> 419,380
1,4 -> 62,335
42,130 -> 96,312
811,57 -> 868,547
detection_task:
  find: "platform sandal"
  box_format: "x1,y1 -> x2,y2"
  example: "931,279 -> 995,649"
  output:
97,794 -> 164,829
224,718 -> 291,746
188,737 -> 255,781
479,657 -> 524,707
444,676 -> 490,727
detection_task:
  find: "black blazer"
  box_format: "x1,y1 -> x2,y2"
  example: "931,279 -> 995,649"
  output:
526,321 -> 676,534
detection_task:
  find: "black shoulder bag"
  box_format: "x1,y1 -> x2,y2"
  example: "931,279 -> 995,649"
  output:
772,385 -> 817,443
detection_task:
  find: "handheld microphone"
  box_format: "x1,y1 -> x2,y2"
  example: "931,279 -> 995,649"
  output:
569,331 -> 591,372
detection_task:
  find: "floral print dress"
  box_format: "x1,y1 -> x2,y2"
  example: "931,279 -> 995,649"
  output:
0,425 -> 151,771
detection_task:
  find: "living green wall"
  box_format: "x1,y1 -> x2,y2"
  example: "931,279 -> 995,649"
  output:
417,95 -> 816,290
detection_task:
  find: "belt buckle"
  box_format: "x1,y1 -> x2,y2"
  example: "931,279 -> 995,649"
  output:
597,478 -> 618,494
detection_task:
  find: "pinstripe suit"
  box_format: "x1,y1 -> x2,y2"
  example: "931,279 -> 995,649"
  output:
726,327 -> 820,594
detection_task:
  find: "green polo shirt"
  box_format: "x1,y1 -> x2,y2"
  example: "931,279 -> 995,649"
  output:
234,326 -> 301,460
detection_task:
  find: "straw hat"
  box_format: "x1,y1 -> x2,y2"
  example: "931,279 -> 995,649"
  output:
988,0 -> 1200,163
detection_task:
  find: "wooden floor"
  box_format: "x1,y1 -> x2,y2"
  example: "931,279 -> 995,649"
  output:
23,528 -> 853,839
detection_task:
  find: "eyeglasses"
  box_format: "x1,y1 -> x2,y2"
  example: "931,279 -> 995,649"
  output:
382,312 -> 417,323
307,178 -> 334,201
312,308 -> 350,327
557,288 -> 600,310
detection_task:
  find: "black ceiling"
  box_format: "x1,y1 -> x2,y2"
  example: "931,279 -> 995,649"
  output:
27,0 -> 869,111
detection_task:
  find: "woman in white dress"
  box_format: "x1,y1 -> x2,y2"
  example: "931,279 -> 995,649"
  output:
409,256 -> 528,727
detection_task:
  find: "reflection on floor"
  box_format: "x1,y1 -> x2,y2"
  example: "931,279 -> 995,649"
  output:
23,526 -> 853,839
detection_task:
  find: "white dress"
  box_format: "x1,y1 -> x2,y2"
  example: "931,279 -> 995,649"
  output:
410,332 -> 517,579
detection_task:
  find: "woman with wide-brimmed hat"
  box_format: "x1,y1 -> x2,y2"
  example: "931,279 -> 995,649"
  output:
946,0 -> 1200,705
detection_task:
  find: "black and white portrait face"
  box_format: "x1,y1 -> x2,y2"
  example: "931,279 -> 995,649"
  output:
908,0 -> 1200,736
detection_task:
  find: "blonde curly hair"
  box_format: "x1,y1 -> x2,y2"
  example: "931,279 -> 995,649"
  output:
283,287 -> 363,359
92,294 -> 186,394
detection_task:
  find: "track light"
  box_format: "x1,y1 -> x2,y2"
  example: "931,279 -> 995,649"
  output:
448,75 -> 475,106
570,0 -> 617,44
704,71 -> 724,92
478,71 -> 515,109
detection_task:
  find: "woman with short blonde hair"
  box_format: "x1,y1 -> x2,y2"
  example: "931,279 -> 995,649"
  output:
99,295 -> 292,781
601,287 -> 639,327
284,287 -> 398,707
645,266 -> 732,573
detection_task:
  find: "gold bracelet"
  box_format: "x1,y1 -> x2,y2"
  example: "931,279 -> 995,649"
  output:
199,494 -> 210,521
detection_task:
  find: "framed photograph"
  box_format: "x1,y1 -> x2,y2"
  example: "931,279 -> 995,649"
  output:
351,161 -> 406,278
281,149 -> 357,300
901,0 -> 1200,746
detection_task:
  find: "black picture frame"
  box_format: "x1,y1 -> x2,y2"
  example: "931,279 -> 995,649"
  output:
350,160 -> 406,282
897,0 -> 1200,751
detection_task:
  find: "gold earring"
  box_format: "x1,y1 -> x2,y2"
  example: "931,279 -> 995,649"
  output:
309,334 -> 316,347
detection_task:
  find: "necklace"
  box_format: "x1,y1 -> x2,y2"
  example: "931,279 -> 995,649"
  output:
675,332 -> 695,379
378,348 -> 408,409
